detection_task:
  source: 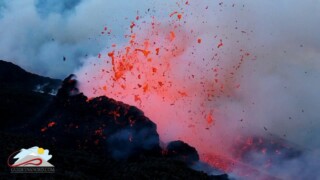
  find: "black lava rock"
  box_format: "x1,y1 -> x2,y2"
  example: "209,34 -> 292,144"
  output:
34,74 -> 162,159
166,140 -> 200,164
0,60 -> 61,130
0,61 -> 229,179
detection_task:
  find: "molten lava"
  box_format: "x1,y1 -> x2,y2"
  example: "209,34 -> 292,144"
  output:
76,1 -> 253,174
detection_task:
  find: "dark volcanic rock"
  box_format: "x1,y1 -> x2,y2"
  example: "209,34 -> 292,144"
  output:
0,61 -> 229,179
166,140 -> 200,164
0,131 -> 227,180
0,60 -> 61,93
36,74 -> 162,159
0,60 -> 61,130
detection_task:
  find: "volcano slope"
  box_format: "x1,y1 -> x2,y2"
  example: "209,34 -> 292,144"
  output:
0,60 -> 228,179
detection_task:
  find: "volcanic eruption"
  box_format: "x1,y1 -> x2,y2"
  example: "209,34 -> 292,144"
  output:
1,0 -> 320,179
74,0 -> 255,175
74,1 -> 320,179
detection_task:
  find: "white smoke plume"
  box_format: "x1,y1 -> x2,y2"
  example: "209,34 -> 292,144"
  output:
0,0 -> 148,78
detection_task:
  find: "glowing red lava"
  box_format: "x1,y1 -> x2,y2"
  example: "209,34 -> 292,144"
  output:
76,1 -> 253,174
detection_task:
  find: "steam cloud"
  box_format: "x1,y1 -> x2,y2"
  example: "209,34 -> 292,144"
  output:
1,0 -> 320,179
0,0 -> 147,78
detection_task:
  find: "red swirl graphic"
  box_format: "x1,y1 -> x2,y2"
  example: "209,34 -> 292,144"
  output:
7,150 -> 43,167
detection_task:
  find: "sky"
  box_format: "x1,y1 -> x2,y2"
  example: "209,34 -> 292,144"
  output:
1,0 -> 320,179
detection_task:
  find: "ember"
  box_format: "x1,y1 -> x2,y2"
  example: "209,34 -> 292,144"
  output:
76,0 -> 252,175
73,1 -> 319,179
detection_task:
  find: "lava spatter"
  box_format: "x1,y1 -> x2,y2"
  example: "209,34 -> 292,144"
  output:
75,1 -> 253,173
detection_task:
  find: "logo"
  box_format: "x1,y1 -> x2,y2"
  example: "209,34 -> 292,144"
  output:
7,146 -> 55,173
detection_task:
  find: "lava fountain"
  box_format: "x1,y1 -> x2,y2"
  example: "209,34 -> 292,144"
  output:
75,1 -> 320,179
77,2 -> 250,146
75,0 -> 252,171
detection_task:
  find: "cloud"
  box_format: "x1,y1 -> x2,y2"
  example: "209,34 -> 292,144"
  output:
0,0 -> 153,78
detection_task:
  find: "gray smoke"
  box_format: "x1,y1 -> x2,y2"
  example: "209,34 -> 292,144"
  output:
0,0 -> 145,78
